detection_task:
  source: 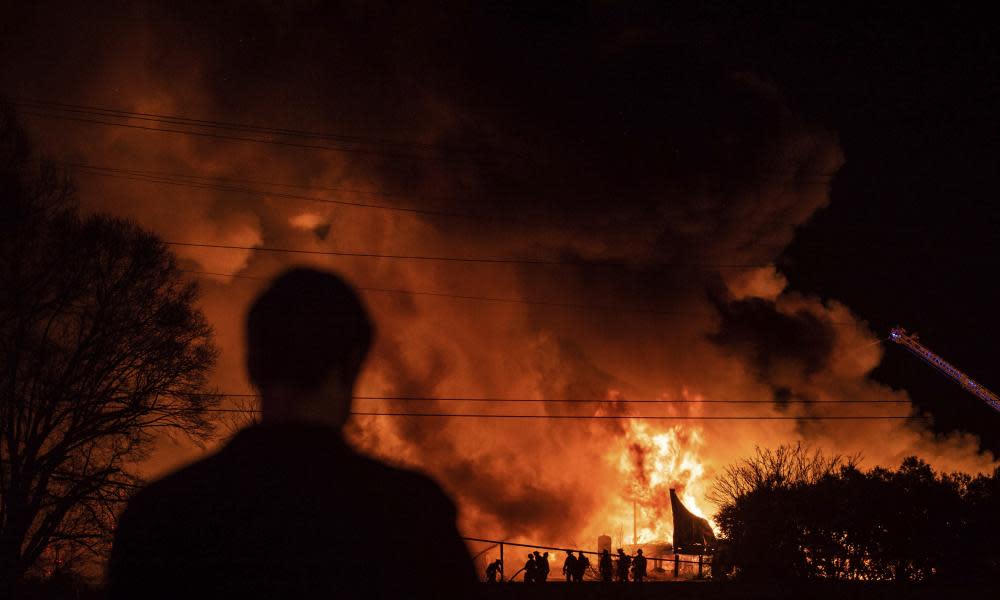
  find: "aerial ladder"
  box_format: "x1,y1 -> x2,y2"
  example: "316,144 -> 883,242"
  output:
888,327 -> 1000,413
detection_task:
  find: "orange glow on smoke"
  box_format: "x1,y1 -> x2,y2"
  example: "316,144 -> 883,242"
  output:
10,22 -> 998,556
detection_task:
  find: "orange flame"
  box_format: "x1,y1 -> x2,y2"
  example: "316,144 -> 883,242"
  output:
599,393 -> 715,545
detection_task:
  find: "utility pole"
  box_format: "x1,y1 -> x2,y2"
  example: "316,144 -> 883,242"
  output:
633,500 -> 637,546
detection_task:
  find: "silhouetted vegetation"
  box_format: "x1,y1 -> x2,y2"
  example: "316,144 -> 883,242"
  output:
711,444 -> 1000,582
0,107 -> 220,592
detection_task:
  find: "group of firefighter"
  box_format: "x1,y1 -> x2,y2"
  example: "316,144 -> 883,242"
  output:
485,547 -> 648,583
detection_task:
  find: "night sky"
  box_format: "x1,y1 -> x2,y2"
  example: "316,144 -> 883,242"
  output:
740,7 -> 1000,452
3,2 -> 999,542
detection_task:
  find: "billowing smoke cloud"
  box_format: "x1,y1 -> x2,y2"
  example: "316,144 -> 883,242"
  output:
3,1 -> 995,553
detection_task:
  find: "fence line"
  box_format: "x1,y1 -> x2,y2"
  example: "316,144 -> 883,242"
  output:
463,536 -> 710,565
461,535 -> 713,581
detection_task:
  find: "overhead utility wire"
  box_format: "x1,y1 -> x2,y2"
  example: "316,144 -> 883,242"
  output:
17,108 -> 498,164
205,393 -> 908,404
65,162 -> 452,199
71,165 -> 513,222
14,98 -> 841,179
178,269 -> 859,325
196,392 -> 908,403
61,161 -> 837,231
12,97 -> 493,154
13,98 -> 495,158
353,413 -> 919,420
204,409 -> 921,420
179,268 -> 710,316
64,163 -> 643,232
166,241 -> 771,268
55,160 -> 838,195
15,99 -> 848,176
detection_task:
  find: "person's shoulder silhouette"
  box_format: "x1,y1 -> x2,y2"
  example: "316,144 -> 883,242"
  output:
108,268 -> 476,600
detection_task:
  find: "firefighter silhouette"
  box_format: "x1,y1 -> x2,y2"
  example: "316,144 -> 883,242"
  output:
524,554 -> 537,583
616,548 -> 631,582
485,558 -> 502,583
598,549 -> 613,583
632,548 -> 647,582
573,551 -> 590,582
534,551 -> 550,582
562,551 -> 577,582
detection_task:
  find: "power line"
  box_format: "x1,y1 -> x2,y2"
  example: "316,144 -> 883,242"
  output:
354,413 -> 920,420
17,109 -> 500,165
166,241 -> 771,268
178,268 -> 860,325
68,163 -> 470,204
15,99 -> 845,237
205,409 -> 920,420
14,99 -> 500,164
14,97 -> 487,153
179,269 -> 714,317
63,162 -> 451,199
204,393 -> 909,404
64,162 -> 542,226
15,98 -> 843,183
57,160 -> 835,231
178,269 -> 281,281
56,163 -> 722,233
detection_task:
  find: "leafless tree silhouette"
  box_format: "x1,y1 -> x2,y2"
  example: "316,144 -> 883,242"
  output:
221,396 -> 261,438
709,443 -> 858,508
0,106 -> 220,590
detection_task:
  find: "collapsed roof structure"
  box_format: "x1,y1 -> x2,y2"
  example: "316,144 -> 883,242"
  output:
670,489 -> 716,555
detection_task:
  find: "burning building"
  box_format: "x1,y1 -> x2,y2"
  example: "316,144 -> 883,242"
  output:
670,488 -> 716,555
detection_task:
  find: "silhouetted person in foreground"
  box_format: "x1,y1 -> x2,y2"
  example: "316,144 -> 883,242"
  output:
616,548 -> 631,582
524,554 -> 537,583
574,551 -> 590,582
563,551 -> 577,581
599,550 -> 614,583
632,548 -> 647,583
486,558 -> 502,583
108,268 -> 476,600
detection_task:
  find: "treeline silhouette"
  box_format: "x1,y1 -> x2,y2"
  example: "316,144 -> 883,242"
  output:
0,103 -> 221,595
711,444 -> 1000,582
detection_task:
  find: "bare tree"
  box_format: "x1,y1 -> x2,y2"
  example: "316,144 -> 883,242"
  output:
0,107 -> 220,590
221,395 -> 261,438
709,442 -> 859,508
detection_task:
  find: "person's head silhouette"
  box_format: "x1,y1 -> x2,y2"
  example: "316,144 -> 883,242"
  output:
246,267 -> 374,428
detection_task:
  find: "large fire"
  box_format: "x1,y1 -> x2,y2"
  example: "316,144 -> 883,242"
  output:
13,10 -> 1000,578
604,418 -> 713,546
